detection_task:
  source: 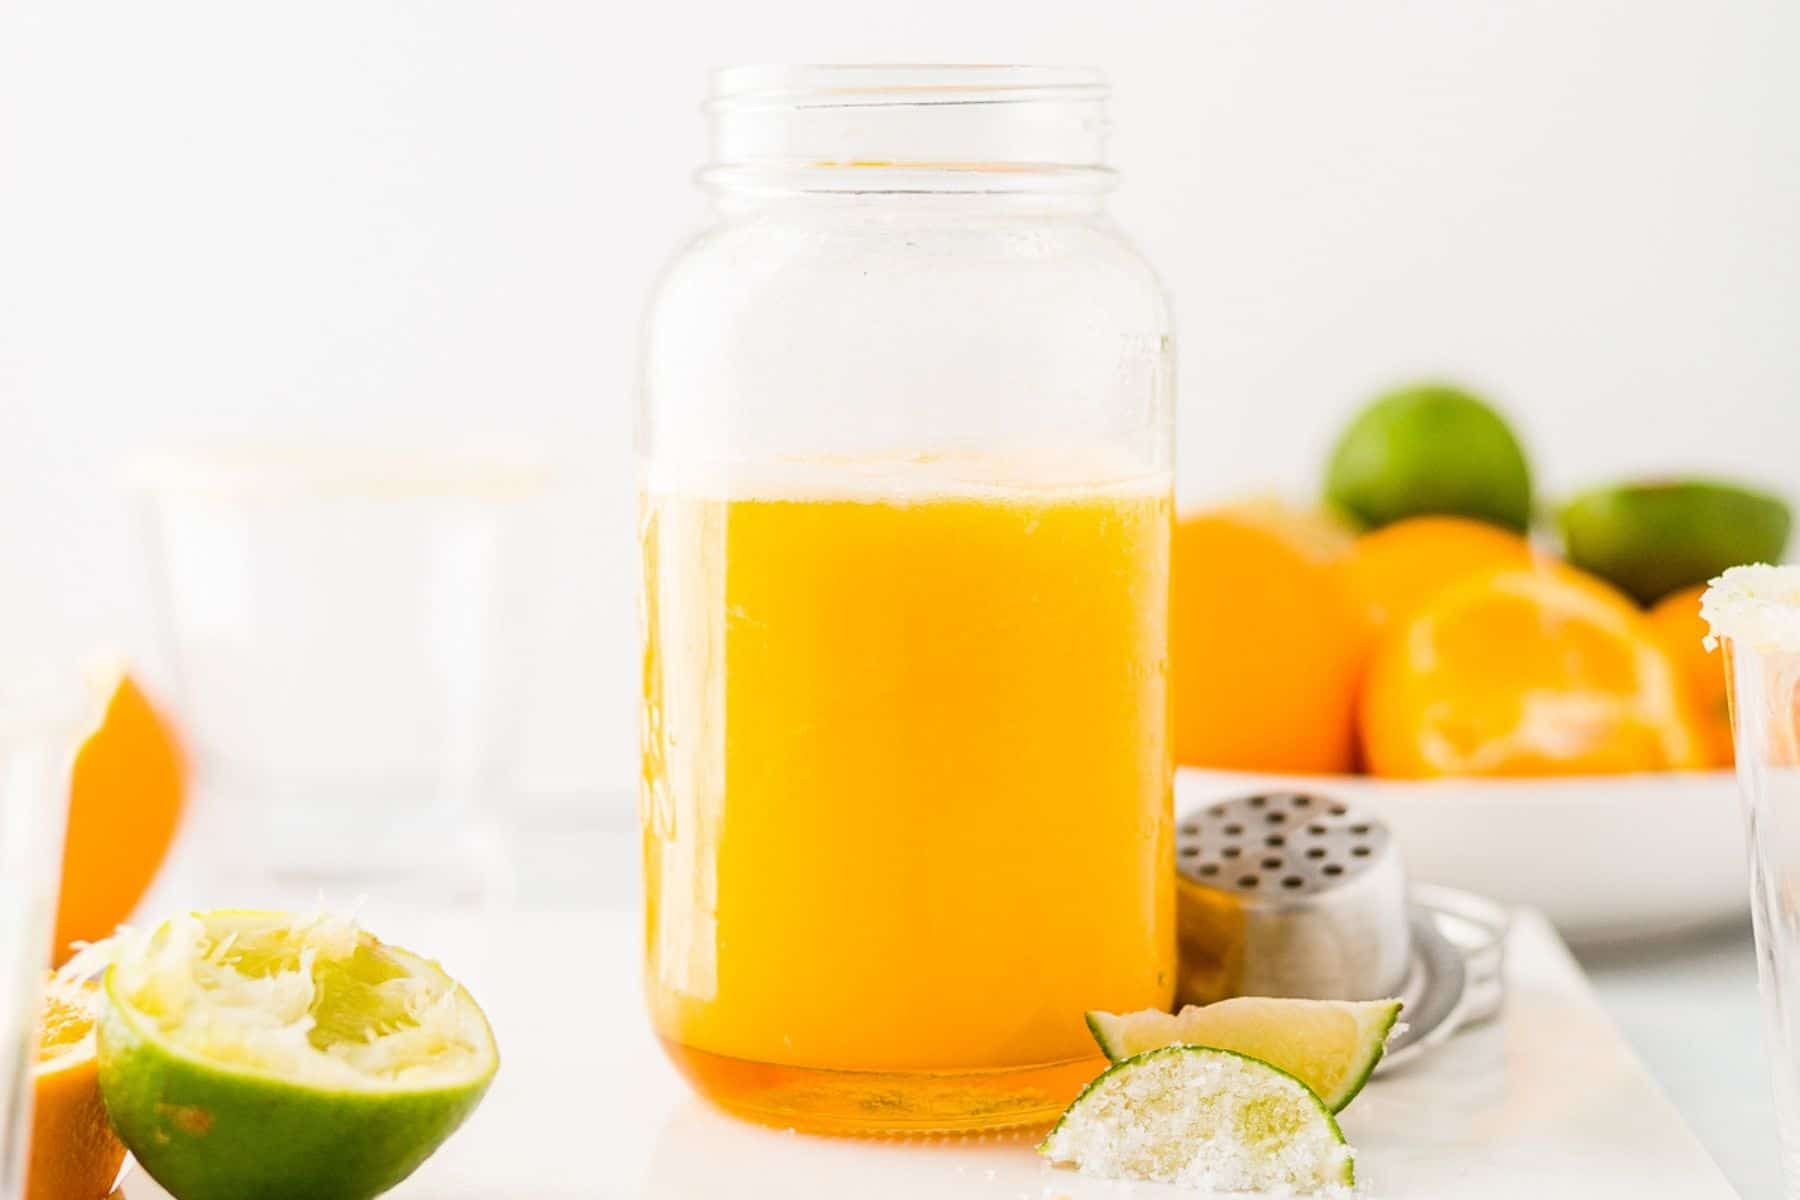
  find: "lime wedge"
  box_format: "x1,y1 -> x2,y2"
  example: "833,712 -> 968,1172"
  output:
1040,1046 -> 1354,1193
1086,997 -> 1401,1112
92,910 -> 498,1200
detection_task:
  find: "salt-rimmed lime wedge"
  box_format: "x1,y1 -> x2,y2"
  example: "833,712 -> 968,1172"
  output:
87,910 -> 497,1200
1040,1045 -> 1354,1193
1086,997 -> 1401,1112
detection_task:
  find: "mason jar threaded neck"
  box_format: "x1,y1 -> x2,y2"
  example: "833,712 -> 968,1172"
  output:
702,64 -> 1116,196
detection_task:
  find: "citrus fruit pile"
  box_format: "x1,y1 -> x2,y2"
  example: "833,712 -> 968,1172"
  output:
1041,997 -> 1398,1192
1174,382 -> 1790,777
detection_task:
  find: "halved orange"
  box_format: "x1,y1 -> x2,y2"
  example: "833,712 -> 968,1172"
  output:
1360,565 -> 1706,777
1338,514 -> 1536,635
29,978 -> 128,1200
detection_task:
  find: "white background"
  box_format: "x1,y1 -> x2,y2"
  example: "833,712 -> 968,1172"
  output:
3,1 -> 1796,796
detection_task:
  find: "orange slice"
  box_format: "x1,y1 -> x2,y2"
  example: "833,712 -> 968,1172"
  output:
1360,565 -> 1706,777
1338,514 -> 1536,634
29,978 -> 128,1200
54,670 -> 185,963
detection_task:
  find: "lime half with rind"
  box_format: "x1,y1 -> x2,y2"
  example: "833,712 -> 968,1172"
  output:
88,910 -> 497,1200
1562,480 -> 1791,606
1086,996 -> 1401,1112
1040,1045 -> 1354,1193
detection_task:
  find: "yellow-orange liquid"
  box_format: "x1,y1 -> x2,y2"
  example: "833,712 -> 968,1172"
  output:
640,457 -> 1174,1131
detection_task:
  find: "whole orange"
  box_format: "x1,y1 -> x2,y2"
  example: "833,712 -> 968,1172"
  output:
1171,502 -> 1366,773
1360,565 -> 1706,777
53,672 -> 184,963
1338,514 -> 1536,634
1648,584 -> 1733,766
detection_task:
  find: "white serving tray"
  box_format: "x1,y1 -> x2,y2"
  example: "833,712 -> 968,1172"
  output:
1180,767 -> 1747,945
123,903 -> 1737,1200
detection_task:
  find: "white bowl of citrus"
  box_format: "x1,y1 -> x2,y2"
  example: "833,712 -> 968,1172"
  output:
1173,383 -> 1781,942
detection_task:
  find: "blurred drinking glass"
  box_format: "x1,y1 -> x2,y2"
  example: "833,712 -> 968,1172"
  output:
0,677 -> 83,1200
132,447 -> 544,908
1703,565 -> 1800,1198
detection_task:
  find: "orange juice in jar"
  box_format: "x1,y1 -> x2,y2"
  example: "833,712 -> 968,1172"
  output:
641,456 -> 1174,1130
638,66 -> 1174,1132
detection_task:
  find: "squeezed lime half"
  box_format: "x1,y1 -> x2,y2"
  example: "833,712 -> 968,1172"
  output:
94,910 -> 498,1200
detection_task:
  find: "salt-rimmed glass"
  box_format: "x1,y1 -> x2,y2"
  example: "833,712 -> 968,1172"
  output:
1702,565 -> 1800,1198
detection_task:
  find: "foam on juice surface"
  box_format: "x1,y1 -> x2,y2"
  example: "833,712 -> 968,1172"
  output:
642,448 -> 1169,503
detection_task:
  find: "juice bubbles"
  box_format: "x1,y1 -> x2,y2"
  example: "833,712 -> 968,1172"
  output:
640,454 -> 1174,1131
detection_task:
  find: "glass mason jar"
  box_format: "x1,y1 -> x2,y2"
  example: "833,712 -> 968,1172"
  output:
638,65 -> 1175,1133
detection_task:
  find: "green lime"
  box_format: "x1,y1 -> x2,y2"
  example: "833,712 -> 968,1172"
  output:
95,910 -> 498,1200
1040,1045 -> 1354,1192
1086,996 -> 1400,1113
1560,480 -> 1792,606
1325,383 -> 1533,532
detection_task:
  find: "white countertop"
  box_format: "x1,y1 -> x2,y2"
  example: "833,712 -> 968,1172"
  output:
540,816 -> 1782,1196
123,817 -> 1776,1199
1579,924 -> 1775,1200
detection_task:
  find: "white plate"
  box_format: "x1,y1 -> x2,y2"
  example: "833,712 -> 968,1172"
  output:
123,908 -> 1736,1200
1178,768 -> 1747,945
121,839 -> 1740,1199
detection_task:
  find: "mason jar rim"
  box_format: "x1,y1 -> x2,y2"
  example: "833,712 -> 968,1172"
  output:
703,64 -> 1115,194
706,64 -> 1109,112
